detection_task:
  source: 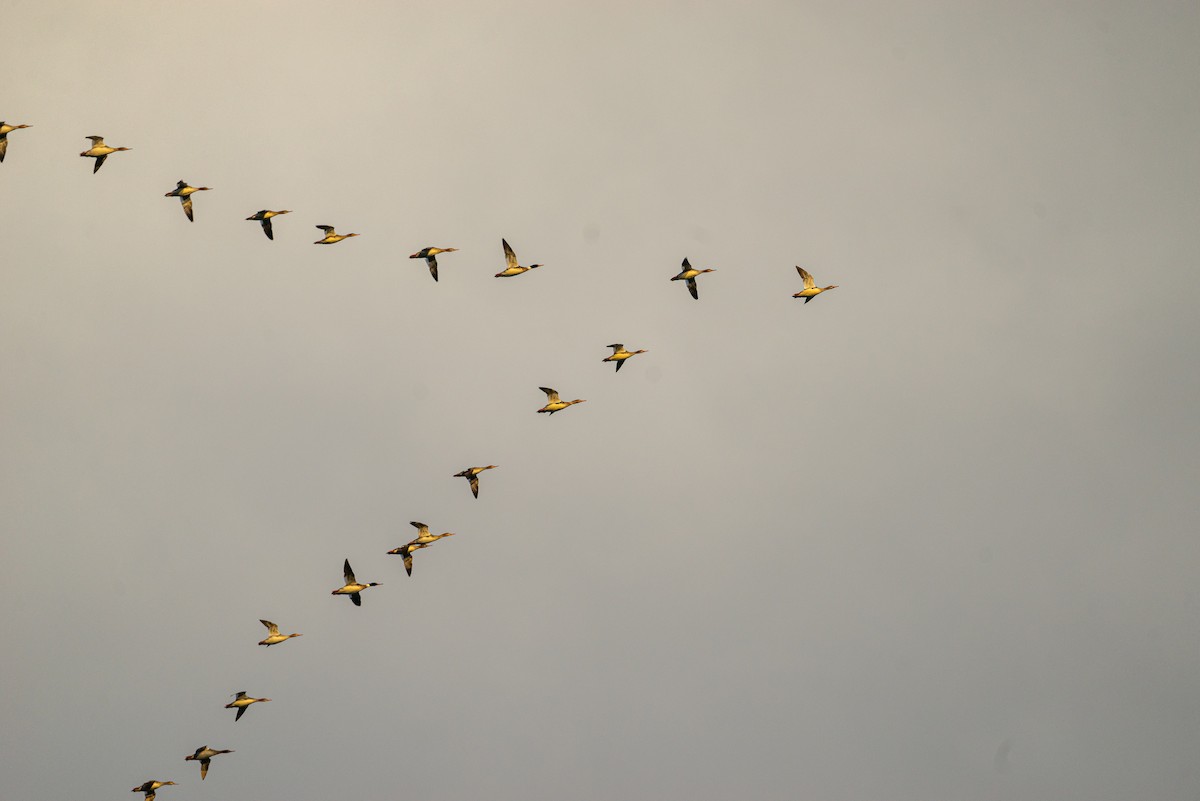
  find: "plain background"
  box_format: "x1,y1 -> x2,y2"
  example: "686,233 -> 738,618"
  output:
2,2 -> 1199,799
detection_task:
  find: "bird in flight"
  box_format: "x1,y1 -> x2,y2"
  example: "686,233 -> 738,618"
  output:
387,541 -> 432,576
792,266 -> 839,303
225,691 -> 271,722
453,465 -> 498,498
331,559 -> 380,606
410,246 -> 459,282
184,746 -> 233,780
257,619 -> 302,647
0,121 -> 32,163
537,387 -> 586,415
164,180 -> 212,222
246,209 -> 292,240
131,780 -> 177,801
314,225 -> 359,244
495,238 -> 542,277
602,344 -> 647,373
671,258 -> 715,300
80,135 -> 131,173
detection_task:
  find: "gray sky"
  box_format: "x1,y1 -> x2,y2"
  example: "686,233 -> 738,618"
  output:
2,2 -> 1199,799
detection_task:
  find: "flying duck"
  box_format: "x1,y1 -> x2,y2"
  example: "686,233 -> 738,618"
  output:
224,691 -> 271,722
495,238 -> 541,277
184,746 -> 233,780
314,225 -> 359,244
792,266 -> 838,303
246,210 -> 291,240
386,541 -> 432,576
671,258 -> 715,300
453,465 -> 498,498
602,344 -> 647,373
257,619 -> 303,647
537,387 -> 586,415
407,521 -> 455,547
164,181 -> 211,222
409,246 -> 458,282
80,135 -> 131,173
331,559 -> 380,606
131,781 -> 177,801
0,122 -> 31,163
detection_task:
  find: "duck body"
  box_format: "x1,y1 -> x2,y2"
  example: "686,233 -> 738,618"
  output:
671,258 -> 715,300
495,238 -> 542,277
314,225 -> 359,244
537,386 -> 586,414
257,619 -> 302,646
225,691 -> 271,722
602,344 -> 647,373
0,122 -> 31,163
409,246 -> 458,281
164,180 -> 211,222
331,558 -> 380,605
792,265 -> 838,303
185,746 -> 233,780
453,464 -> 497,498
246,210 -> 291,240
80,135 -> 131,173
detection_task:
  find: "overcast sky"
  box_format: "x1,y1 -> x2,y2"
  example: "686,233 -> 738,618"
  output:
2,2 -> 1199,800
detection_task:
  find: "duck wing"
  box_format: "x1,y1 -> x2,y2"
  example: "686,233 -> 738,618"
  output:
687,278 -> 698,299
93,154 -> 107,173
796,265 -> 815,289
502,238 -> 518,269
262,218 -> 274,240
427,255 -> 438,281
343,559 -> 356,584
469,475 -> 480,498
182,196 -> 194,222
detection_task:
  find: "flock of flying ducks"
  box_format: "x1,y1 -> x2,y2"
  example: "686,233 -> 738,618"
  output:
0,119 -> 839,800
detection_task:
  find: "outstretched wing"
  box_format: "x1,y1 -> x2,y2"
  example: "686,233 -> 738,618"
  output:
687,278 -> 698,300
539,387 -> 560,402
469,475 -> 480,498
427,256 -> 438,282
262,218 -> 274,240
200,758 -> 210,780
502,238 -> 518,269
93,154 -> 107,173
235,706 -> 246,722
316,225 -> 335,233
182,197 -> 194,222
351,592 -> 362,607
260,619 -> 279,635
343,559 -> 356,584
796,265 -> 815,289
